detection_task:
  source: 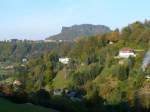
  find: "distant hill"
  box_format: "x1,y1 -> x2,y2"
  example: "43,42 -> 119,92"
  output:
46,24 -> 111,41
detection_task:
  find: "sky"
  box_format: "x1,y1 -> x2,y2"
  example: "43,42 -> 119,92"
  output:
0,0 -> 150,40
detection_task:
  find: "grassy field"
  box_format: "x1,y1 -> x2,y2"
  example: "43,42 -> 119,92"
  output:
0,98 -> 58,112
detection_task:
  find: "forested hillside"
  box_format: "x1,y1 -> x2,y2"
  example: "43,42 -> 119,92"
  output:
0,41 -> 73,62
0,21 -> 150,112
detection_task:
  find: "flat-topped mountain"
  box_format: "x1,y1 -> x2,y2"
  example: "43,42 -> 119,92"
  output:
46,24 -> 111,41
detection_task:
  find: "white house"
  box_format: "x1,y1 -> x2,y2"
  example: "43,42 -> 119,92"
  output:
109,41 -> 114,45
44,39 -> 57,43
22,58 -> 28,63
119,48 -> 136,58
13,80 -> 22,86
59,58 -> 70,64
145,75 -> 150,80
5,65 -> 14,70
53,89 -> 63,96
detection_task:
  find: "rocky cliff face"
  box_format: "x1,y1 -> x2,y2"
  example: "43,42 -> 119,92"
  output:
46,24 -> 111,41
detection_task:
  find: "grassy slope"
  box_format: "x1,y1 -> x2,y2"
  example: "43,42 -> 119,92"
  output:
53,69 -> 72,89
0,98 -> 58,112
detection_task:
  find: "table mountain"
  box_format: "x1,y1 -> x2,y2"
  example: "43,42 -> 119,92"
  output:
46,24 -> 111,41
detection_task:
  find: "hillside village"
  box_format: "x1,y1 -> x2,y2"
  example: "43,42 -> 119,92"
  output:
0,21 -> 150,112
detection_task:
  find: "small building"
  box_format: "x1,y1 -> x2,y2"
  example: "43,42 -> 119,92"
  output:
5,65 -> 14,70
145,75 -> 150,80
59,58 -> 70,64
21,64 -> 25,67
22,58 -> 28,63
53,89 -> 63,96
119,48 -> 136,58
59,40 -> 63,42
109,41 -> 114,45
13,80 -> 22,86
44,39 -> 57,43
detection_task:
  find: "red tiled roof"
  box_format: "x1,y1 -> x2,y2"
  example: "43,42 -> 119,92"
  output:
120,48 -> 134,52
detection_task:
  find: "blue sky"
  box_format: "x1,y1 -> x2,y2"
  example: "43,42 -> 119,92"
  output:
0,0 -> 150,40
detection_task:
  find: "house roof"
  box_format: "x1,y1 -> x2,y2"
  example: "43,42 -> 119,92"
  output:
120,48 -> 134,53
